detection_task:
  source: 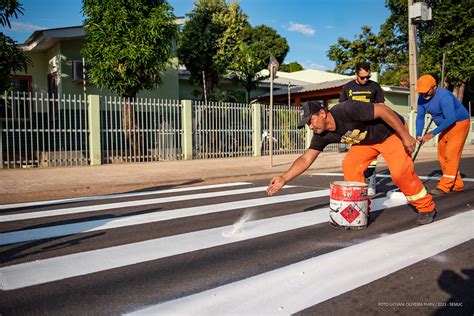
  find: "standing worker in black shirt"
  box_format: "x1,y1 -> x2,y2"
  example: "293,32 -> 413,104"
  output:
339,62 -> 385,195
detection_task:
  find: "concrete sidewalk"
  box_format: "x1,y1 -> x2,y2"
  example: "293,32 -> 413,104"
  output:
1,144 -> 474,204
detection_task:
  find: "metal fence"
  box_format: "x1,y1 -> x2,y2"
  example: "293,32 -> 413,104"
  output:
261,103 -> 347,154
1,92 -> 89,168
261,103 -> 306,155
192,101 -> 253,159
101,96 -> 183,164
3,93 -> 424,169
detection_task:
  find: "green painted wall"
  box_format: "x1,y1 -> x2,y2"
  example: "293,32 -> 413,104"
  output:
58,39 -> 180,102
384,92 -> 410,117
17,51 -> 49,93
18,38 -> 179,108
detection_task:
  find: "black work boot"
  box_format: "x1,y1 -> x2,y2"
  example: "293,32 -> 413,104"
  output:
430,188 -> 448,196
416,209 -> 437,225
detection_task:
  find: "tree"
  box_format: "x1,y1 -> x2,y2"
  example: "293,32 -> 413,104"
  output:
82,0 -> 177,155
230,24 -> 289,102
279,62 -> 303,73
418,0 -> 473,102
0,0 -> 31,92
327,26 -> 383,75
178,0 -> 248,101
327,0 -> 473,103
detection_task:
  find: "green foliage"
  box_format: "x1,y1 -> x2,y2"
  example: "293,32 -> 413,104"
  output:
418,0 -> 474,88
327,26 -> 383,75
327,0 -> 473,93
242,25 -> 289,66
279,62 -> 303,72
81,0 -> 177,97
0,0 -> 31,92
0,0 -> 24,27
230,24 -> 289,102
178,0 -> 249,99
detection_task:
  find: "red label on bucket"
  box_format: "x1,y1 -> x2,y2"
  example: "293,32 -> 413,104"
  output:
340,205 -> 360,223
330,182 -> 368,202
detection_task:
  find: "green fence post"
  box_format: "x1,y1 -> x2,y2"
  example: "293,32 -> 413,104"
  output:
181,99 -> 193,160
0,117 -> 3,169
408,110 -> 417,138
468,118 -> 474,145
305,125 -> 313,149
252,103 -> 262,157
88,94 -> 101,165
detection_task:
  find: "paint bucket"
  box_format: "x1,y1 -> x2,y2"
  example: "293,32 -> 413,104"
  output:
329,181 -> 370,230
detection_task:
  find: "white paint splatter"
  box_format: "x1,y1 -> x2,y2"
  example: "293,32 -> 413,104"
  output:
223,210 -> 255,237
429,254 -> 449,263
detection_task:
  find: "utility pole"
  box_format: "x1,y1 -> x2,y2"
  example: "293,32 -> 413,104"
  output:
408,1 -> 432,111
267,55 -> 279,168
408,0 -> 418,112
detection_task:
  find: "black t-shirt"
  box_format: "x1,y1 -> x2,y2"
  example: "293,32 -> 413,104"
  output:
339,80 -> 385,103
309,101 -> 405,152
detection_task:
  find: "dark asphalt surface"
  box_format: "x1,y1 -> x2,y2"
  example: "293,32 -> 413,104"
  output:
0,158 -> 473,315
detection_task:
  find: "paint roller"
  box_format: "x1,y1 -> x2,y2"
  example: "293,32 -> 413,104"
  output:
387,118 -> 434,201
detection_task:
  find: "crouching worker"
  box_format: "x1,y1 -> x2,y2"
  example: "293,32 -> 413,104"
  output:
266,100 -> 436,225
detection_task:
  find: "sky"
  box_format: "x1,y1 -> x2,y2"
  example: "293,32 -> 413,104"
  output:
2,0 -> 391,71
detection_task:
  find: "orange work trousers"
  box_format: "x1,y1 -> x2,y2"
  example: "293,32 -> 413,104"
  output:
342,133 -> 435,213
436,119 -> 470,192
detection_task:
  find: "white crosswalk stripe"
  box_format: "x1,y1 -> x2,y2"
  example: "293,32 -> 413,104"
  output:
312,172 -> 474,182
0,185 -> 295,222
1,179 -> 472,315
0,182 -> 253,210
129,211 -> 473,315
0,194 -> 408,290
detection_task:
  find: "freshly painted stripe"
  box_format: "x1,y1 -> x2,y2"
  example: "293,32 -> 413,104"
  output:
312,172 -> 474,182
0,190 -> 329,246
129,211 -> 474,315
0,185 -> 295,222
377,174 -> 474,182
0,182 -> 252,210
311,172 -> 345,177
0,194 -> 408,290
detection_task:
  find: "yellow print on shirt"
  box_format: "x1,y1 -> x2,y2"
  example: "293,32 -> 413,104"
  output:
352,95 -> 370,102
348,90 -> 371,102
341,129 -> 367,144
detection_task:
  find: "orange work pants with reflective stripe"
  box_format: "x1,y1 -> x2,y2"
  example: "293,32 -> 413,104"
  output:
342,133 -> 435,213
436,119 -> 470,192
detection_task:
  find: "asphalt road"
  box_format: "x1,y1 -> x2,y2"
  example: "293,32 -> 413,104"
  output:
0,158 -> 473,315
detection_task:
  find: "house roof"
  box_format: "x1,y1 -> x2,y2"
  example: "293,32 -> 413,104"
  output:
177,65 -> 306,89
259,69 -> 352,84
20,26 -> 85,52
259,78 -> 352,98
20,17 -> 186,52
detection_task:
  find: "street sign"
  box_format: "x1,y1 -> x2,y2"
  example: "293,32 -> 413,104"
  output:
267,55 -> 279,79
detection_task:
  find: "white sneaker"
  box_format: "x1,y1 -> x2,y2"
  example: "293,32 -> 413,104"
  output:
367,174 -> 376,195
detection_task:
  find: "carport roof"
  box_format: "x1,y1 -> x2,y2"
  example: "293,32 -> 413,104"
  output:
258,78 -> 352,99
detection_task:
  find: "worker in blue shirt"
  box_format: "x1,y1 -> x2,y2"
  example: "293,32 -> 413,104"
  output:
415,74 -> 470,195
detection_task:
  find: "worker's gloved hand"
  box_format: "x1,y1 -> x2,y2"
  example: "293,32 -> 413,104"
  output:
421,132 -> 435,144
402,135 -> 417,154
267,176 -> 287,196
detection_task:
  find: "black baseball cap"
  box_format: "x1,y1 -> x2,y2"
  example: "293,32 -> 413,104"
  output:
297,101 -> 325,129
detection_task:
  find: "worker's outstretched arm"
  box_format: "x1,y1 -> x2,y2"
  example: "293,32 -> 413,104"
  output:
374,103 -> 416,154
267,149 -> 320,195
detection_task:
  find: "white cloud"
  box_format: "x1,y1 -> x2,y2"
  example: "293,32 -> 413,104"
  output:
304,62 -> 330,71
10,21 -> 46,32
287,22 -> 315,37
